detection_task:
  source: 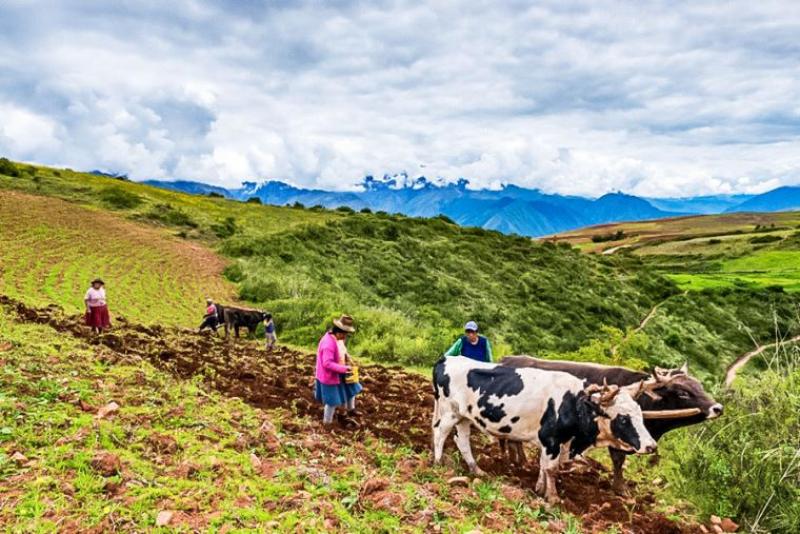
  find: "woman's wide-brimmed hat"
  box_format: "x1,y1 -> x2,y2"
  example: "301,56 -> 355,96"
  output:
91,278 -> 105,285
333,314 -> 356,333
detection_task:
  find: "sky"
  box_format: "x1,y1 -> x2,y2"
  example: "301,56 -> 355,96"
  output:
1,0 -> 800,197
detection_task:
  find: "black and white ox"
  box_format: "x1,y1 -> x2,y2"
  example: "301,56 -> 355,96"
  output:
500,356 -> 724,492
432,356 -> 657,503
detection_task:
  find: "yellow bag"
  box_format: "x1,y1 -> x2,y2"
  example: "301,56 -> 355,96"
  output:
345,365 -> 359,384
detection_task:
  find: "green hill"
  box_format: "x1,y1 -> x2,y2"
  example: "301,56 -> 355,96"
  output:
3,158 -> 800,531
1,158 -> 798,378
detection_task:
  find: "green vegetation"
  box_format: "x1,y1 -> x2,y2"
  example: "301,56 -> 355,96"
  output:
1,160 -> 678,368
3,159 -> 800,530
0,190 -> 232,326
591,230 -> 625,243
222,215 -> 674,365
0,308 -> 565,532
659,349 -> 800,532
99,187 -> 143,210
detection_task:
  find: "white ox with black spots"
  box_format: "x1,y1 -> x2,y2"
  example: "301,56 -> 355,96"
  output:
432,356 -> 657,503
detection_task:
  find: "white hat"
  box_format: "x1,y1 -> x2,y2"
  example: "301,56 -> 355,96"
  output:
464,321 -> 479,332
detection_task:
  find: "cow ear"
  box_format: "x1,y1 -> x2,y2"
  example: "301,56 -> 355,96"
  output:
679,361 -> 689,374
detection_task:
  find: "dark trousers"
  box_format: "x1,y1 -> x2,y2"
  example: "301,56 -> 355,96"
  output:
199,316 -> 219,332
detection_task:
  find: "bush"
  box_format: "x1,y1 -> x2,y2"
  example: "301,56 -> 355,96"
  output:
335,206 -> 355,214
207,192 -> 224,198
0,157 -> 21,177
246,197 -> 262,204
99,187 -> 142,209
211,216 -> 237,238
360,207 -> 372,214
663,361 -> 800,532
143,203 -> 198,228
749,234 -> 782,244
591,230 -> 625,243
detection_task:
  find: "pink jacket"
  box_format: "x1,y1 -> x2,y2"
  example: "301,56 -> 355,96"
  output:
315,332 -> 349,385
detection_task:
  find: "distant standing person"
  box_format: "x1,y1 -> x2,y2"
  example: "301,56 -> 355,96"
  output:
314,315 -> 362,429
198,298 -> 219,333
84,278 -> 111,334
264,313 -> 277,351
444,320 -> 493,362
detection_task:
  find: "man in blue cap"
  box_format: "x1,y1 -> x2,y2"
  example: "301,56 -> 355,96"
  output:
444,320 -> 493,362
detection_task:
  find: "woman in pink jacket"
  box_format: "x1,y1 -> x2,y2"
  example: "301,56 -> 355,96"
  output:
314,314 -> 362,428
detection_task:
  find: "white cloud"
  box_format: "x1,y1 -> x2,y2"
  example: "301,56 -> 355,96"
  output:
0,0 -> 799,196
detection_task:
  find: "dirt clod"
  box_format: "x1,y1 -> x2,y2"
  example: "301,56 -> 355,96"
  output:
156,510 -> 174,527
448,476 -> 471,487
720,518 -> 738,533
95,401 -> 120,419
10,451 -> 28,465
91,452 -> 122,476
147,433 -> 180,454
360,477 -> 390,496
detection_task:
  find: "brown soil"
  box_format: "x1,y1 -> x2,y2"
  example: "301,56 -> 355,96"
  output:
2,295 -> 701,533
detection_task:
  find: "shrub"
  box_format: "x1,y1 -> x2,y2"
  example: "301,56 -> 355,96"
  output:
99,187 -> 142,209
360,207 -> 372,214
749,234 -> 782,244
211,216 -> 237,238
143,203 -> 198,228
663,361 -> 800,532
207,192 -> 224,198
708,238 -> 722,245
335,205 -> 355,214
246,197 -> 262,204
292,202 -> 306,209
591,230 -> 625,243
0,157 -> 21,177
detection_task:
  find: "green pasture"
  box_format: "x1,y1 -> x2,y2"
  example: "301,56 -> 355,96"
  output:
668,250 -> 800,292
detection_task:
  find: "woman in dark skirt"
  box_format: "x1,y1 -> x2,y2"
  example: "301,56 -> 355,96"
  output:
314,314 -> 362,429
84,278 -> 111,333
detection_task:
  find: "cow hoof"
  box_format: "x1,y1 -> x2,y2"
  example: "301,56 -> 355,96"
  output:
471,466 -> 487,477
612,481 -> 630,496
546,494 -> 562,506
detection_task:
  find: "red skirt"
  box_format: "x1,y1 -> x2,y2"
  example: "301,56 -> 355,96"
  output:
86,305 -> 111,329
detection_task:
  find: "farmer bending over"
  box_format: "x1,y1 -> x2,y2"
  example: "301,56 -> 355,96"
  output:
444,320 -> 493,362
198,298 -> 219,333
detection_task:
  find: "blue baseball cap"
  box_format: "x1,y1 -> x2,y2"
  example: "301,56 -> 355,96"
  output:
464,321 -> 479,332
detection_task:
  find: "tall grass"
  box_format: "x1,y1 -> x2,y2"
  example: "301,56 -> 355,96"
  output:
661,328 -> 800,532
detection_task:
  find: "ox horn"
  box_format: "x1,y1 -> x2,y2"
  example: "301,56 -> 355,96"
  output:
641,408 -> 702,419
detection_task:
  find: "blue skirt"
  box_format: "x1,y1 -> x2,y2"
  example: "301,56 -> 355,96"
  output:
314,378 -> 362,407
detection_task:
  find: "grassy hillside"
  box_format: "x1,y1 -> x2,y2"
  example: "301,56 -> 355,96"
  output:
549,211 -> 800,293
1,159 -> 675,368
0,190 -> 233,326
1,301 -> 586,533
3,158 -> 800,531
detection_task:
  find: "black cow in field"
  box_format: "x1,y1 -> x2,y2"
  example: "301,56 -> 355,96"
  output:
499,356 -> 723,493
215,304 -> 268,339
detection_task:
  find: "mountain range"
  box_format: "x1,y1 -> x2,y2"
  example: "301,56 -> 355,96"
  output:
141,175 -> 799,237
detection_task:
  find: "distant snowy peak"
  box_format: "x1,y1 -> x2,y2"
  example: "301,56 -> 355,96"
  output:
139,175 -> 799,237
